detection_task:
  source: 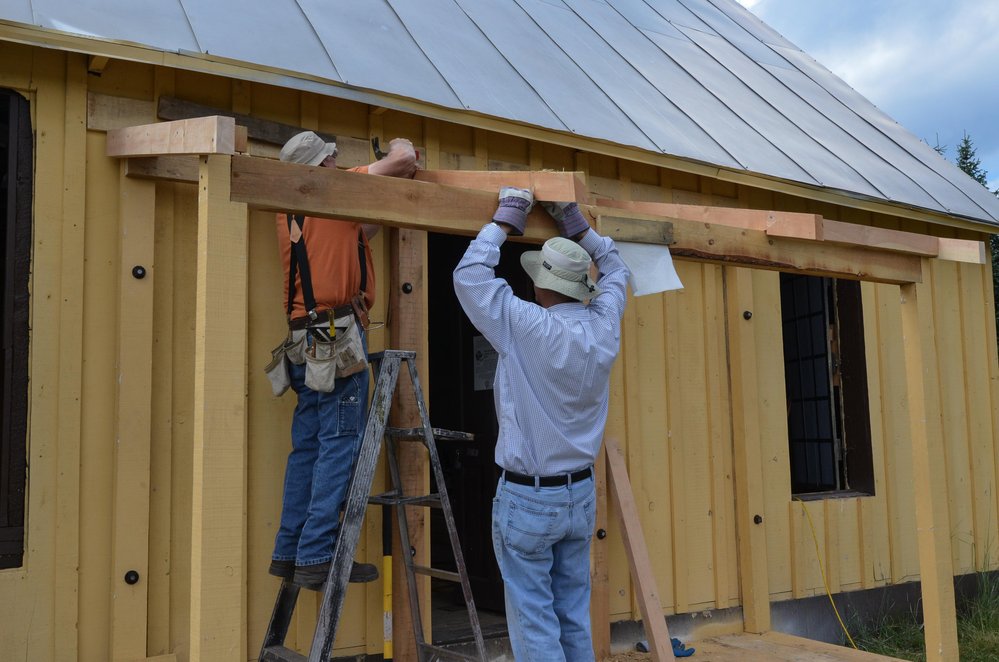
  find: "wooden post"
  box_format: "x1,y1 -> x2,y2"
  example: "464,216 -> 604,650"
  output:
188,154 -> 249,662
388,227 -> 431,661
605,437 -> 676,662
899,280 -> 959,661
590,454 -> 611,660
109,165 -> 156,661
724,267 -> 771,633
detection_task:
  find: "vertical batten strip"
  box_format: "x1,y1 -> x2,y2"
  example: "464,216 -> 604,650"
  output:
725,267 -> 770,632
110,162 -> 156,661
188,154 -> 248,662
54,52 -> 87,662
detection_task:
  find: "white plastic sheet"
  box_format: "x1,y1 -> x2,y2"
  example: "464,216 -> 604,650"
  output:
617,242 -> 683,296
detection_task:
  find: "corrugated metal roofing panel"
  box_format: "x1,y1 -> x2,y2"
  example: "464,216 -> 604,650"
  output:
519,0 -> 740,166
181,0 -> 339,82
453,0 -> 653,149
775,45 -> 999,220
2,1 -> 32,25
687,26 -> 942,208
571,0 -> 813,181
298,0 -> 459,108
382,0 -> 564,128
1,0 -> 997,225
31,0 -> 198,52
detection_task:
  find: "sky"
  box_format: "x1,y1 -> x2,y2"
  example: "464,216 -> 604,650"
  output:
735,0 -> 999,193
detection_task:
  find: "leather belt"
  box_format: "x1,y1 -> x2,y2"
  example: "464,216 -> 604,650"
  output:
501,467 -> 592,487
288,303 -> 355,330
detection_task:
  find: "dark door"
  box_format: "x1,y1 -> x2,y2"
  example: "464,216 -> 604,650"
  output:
427,232 -> 535,613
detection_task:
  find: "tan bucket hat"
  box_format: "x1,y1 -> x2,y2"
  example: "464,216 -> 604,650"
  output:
279,130 -> 337,166
520,237 -> 600,303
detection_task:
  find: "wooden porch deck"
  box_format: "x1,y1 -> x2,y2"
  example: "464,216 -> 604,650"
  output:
689,631 -> 905,661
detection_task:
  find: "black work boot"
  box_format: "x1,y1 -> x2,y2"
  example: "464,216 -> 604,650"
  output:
268,559 -> 295,580
294,561 -> 379,590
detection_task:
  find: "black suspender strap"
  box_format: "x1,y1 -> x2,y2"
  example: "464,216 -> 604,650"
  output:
286,214 -> 319,319
357,229 -> 367,295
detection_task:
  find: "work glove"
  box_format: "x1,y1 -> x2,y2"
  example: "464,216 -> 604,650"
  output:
492,187 -> 534,236
541,201 -> 589,238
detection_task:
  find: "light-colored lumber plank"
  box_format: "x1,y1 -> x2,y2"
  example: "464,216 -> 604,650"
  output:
413,169 -> 587,202
110,165 -> 156,661
188,155 -> 249,662
598,197 -> 819,233
937,237 -> 987,264
724,267 -> 771,633
821,219 -> 939,257
228,157 -> 923,284
765,212 -> 823,240
899,280 -> 959,661
107,116 -> 236,157
605,437 -> 676,662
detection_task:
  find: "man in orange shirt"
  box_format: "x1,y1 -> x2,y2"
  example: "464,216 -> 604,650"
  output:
267,130 -> 417,590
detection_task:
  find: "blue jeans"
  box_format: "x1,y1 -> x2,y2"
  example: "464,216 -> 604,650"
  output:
492,473 -> 597,662
272,335 -> 369,566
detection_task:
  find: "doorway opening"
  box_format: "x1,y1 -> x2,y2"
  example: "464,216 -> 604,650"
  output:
426,231 -> 535,643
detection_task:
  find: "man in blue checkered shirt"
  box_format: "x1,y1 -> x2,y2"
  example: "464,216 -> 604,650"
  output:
453,188 -> 629,662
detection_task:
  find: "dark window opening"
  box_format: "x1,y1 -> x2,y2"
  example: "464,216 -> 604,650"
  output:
780,274 -> 874,496
1,89 -> 31,569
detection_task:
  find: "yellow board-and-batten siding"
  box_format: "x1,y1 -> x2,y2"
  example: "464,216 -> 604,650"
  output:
1,45 -> 998,659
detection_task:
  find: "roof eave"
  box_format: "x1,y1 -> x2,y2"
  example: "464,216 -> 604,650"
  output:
2,21 -> 995,236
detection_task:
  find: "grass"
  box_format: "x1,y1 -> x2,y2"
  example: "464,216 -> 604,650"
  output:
847,572 -> 999,661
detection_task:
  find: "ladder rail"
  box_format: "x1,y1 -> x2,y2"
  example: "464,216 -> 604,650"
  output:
406,358 -> 488,658
308,355 -> 402,662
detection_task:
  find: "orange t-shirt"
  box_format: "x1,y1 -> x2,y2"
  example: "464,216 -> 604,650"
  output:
275,166 -> 376,319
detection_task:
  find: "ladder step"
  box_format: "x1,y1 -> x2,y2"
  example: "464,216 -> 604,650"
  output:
412,565 -> 461,582
259,645 -> 307,662
417,643 -> 485,661
386,426 -> 475,442
369,491 -> 442,508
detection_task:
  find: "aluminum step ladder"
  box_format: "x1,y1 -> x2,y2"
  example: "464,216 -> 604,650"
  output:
259,349 -> 487,662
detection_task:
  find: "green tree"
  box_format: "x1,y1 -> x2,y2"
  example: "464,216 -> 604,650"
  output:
950,133 -> 999,333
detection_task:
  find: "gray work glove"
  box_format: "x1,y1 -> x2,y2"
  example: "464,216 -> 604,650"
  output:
541,201 -> 590,238
492,187 -> 534,236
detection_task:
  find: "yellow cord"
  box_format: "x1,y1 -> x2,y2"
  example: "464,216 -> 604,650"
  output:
794,497 -> 858,649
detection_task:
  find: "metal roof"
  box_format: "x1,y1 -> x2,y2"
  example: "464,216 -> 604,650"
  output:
5,0 -> 999,225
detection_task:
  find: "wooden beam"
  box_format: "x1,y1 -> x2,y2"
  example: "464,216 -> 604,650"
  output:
107,116 -> 236,157
126,155 -> 198,184
110,165 -> 156,661
87,91 -> 157,132
414,169 -> 587,202
598,214 -> 674,245
605,437 -> 675,662
600,198 -> 984,263
900,280 -> 959,661
724,268 -> 771,633
189,155 -> 249,662
228,156 -> 922,283
158,95 -> 336,147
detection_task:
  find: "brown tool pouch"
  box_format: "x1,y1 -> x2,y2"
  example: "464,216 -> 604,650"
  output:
301,312 -> 368,391
350,293 -> 370,330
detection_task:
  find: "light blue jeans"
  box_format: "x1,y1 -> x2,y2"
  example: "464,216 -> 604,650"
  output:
272,332 -> 369,566
492,473 -> 597,662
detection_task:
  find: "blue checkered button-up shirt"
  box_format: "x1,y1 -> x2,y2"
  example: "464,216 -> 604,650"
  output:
453,223 -> 629,475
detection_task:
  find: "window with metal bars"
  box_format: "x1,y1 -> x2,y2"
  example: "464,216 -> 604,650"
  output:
779,273 -> 874,497
1,88 -> 31,569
